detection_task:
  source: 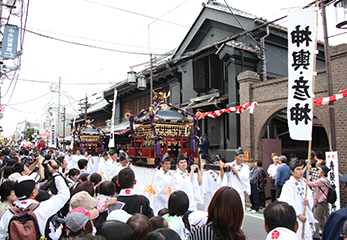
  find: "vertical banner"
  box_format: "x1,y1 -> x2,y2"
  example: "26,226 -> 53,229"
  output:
326,151 -> 340,211
287,6 -> 316,140
1,24 -> 19,59
50,122 -> 56,148
108,88 -> 117,149
70,116 -> 76,150
34,126 -> 37,146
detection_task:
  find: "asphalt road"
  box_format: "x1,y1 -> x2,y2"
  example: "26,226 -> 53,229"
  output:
243,212 -> 267,240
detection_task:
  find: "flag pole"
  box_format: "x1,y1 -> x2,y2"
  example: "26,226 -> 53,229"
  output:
302,1 -> 319,237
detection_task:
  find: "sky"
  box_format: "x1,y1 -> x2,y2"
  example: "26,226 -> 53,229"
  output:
0,0 -> 345,138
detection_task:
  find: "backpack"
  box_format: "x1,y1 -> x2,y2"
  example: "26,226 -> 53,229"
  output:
319,184 -> 337,204
8,203 -> 41,240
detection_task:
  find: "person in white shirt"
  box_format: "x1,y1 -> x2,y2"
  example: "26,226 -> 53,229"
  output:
152,153 -> 173,215
64,150 -> 75,172
278,158 -> 315,240
0,173 -> 70,238
264,201 -> 299,240
267,155 -> 280,202
172,152 -> 202,211
72,149 -> 83,169
221,147 -> 250,227
202,157 -> 222,211
103,150 -> 118,181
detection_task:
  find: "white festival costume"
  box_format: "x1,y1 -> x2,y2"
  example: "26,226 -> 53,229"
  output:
222,160 -> 250,227
202,170 -> 222,211
278,176 -> 316,240
152,168 -> 173,216
172,168 -> 202,211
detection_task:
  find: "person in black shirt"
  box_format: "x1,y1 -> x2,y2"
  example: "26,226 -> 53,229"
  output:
116,168 -> 154,218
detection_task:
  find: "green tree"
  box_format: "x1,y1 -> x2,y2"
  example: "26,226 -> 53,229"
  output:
26,128 -> 34,141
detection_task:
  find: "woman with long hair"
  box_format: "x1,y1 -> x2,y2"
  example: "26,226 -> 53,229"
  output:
189,186 -> 246,240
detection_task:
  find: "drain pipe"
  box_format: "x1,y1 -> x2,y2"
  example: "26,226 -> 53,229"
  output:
260,26 -> 270,81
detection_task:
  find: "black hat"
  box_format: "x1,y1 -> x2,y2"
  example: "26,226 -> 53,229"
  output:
201,134 -> 207,139
119,152 -> 126,161
176,152 -> 185,164
235,147 -> 244,156
14,176 -> 37,200
67,150 -> 72,153
162,153 -> 171,162
289,158 -> 302,171
319,165 -> 330,176
249,159 -> 255,162
212,156 -> 219,163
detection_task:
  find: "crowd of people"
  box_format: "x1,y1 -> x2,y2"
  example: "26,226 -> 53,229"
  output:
0,142 -> 345,240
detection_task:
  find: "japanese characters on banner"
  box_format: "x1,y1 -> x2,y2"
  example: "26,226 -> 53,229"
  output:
49,122 -> 56,148
108,88 -> 117,149
34,126 -> 37,147
326,151 -> 340,211
287,6 -> 316,141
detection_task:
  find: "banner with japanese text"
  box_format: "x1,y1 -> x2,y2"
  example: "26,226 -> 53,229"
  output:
287,6 -> 316,140
326,151 -> 340,211
49,122 -> 56,148
108,88 -> 117,149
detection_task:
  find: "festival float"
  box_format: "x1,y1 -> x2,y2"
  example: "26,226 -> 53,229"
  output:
125,91 -> 201,167
72,120 -> 106,155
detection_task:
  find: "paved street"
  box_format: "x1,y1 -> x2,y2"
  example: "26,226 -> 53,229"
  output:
243,211 -> 267,240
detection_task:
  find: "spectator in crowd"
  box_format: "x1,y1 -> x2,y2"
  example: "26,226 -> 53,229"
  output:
65,207 -> 99,238
267,155 -> 279,202
189,186 -> 246,240
307,165 -> 331,239
127,213 -> 152,240
163,190 -> 189,239
90,172 -> 102,189
146,228 -> 181,240
263,201 -> 298,240
275,155 -> 290,199
0,173 -> 70,238
97,220 -> 134,240
256,160 -> 267,208
321,173 -> 347,240
0,181 -> 17,218
73,181 -> 95,197
149,216 -> 169,231
247,159 -> 260,213
116,168 -> 154,218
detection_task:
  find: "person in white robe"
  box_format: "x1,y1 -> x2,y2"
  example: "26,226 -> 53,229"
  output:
103,150 -> 118,181
152,153 -> 173,215
64,150 -> 76,172
72,149 -> 84,169
98,152 -> 113,181
279,158 -> 315,240
221,147 -> 250,227
202,157 -> 222,211
172,152 -> 203,211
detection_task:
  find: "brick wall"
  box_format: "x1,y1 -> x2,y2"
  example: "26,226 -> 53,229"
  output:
238,43 -> 347,205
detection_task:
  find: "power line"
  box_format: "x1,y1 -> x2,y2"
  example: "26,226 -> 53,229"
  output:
6,92 -> 51,106
82,0 -> 189,29
24,28 -> 171,56
16,78 -> 115,85
26,27 -> 170,51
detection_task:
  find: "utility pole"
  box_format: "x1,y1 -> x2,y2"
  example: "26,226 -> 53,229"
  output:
61,106 -> 65,148
85,94 -> 88,122
78,94 -> 88,124
321,1 -> 336,151
57,77 -> 61,138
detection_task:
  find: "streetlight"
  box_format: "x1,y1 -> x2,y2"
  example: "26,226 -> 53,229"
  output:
335,0 -> 347,29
